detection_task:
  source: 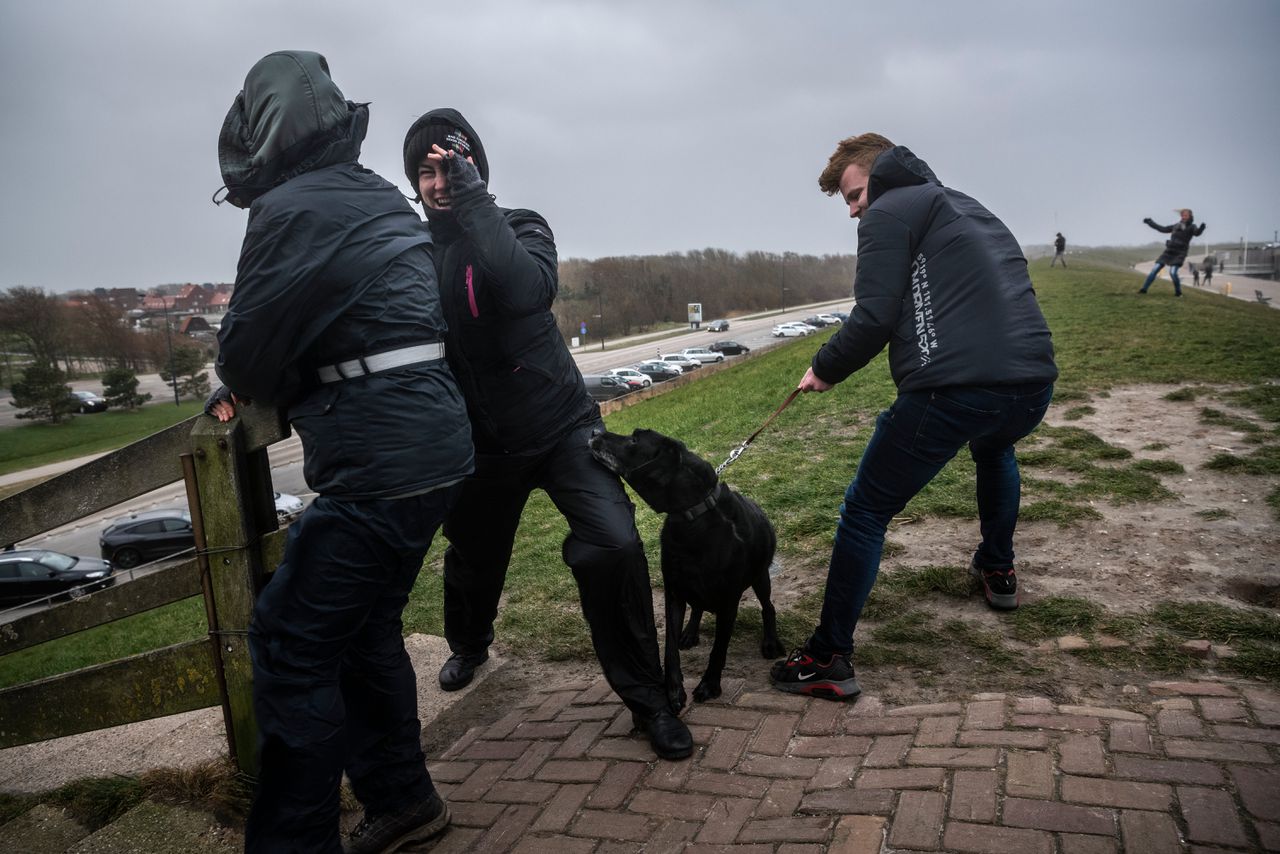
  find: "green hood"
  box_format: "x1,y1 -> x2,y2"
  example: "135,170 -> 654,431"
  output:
217,50 -> 368,208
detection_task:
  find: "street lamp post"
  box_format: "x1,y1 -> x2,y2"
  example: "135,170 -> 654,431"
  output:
161,297 -> 180,405
597,290 -> 605,352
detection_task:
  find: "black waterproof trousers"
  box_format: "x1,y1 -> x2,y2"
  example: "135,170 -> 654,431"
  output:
442,419 -> 667,716
246,486 -> 458,854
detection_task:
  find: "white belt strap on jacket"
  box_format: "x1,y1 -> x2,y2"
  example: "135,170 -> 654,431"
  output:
317,342 -> 446,384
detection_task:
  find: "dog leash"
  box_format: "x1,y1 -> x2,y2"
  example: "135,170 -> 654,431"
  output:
715,388 -> 802,476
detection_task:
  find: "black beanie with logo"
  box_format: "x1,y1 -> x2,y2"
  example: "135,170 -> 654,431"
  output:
402,108 -> 490,196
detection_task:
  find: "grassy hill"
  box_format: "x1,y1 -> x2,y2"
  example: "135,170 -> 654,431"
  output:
3,259 -> 1278,689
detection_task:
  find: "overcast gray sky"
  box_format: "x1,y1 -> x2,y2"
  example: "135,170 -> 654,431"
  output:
2,0 -> 1276,292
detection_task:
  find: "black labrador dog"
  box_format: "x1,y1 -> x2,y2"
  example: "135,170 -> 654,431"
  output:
589,428 -> 785,710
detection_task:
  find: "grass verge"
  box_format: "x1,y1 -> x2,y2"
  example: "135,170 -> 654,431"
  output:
0,403 -> 203,476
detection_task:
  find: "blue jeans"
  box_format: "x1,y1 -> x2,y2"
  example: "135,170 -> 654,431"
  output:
246,485 -> 459,854
1141,263 -> 1181,295
807,383 -> 1053,657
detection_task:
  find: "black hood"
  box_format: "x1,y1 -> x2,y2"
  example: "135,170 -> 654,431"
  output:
217,51 -> 368,208
402,107 -> 490,197
866,145 -> 940,207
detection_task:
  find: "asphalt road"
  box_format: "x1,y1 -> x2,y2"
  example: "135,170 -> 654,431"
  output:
1,297 -> 851,621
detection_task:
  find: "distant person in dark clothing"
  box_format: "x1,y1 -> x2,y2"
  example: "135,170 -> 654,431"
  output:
1202,254 -> 1216,287
1190,261 -> 1200,287
1139,209 -> 1206,297
401,109 -> 692,761
209,52 -> 474,853
769,133 -> 1056,701
1051,233 -> 1067,267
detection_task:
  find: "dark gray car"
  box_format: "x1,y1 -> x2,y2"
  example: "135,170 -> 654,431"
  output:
0,549 -> 116,605
99,509 -> 193,568
581,374 -> 631,402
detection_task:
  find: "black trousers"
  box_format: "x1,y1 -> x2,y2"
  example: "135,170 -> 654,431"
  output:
443,419 -> 667,715
246,486 -> 457,854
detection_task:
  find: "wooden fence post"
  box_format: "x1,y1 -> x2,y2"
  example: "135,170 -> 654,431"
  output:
188,412 -> 280,775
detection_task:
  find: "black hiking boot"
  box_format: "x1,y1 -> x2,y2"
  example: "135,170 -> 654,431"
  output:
343,790 -> 450,854
438,650 -> 488,692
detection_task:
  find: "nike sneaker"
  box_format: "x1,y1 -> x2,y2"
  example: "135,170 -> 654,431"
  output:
770,647 -> 861,700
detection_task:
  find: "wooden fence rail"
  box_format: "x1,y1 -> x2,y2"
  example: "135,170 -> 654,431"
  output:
0,405 -> 289,772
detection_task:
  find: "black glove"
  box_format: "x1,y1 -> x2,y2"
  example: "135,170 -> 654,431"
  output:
1143,217 -> 1155,226
204,385 -> 248,416
443,152 -> 486,197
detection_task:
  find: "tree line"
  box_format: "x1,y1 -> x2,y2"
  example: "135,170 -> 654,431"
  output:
555,250 -> 856,341
2,250 -> 857,421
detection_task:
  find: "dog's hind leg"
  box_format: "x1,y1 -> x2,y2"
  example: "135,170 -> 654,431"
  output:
753,577 -> 786,659
694,606 -> 738,702
663,589 -> 688,712
679,609 -> 704,649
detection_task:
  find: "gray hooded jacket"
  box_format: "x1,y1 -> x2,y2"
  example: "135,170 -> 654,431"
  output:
215,51 -> 473,499
812,146 -> 1057,392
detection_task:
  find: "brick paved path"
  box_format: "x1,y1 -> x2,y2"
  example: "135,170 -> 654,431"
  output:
422,676 -> 1280,853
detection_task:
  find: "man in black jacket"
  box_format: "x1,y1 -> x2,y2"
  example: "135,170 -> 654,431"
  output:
401,109 -> 692,760
771,133 -> 1057,701
1051,232 -> 1067,267
211,52 -> 474,853
1138,209 -> 1206,296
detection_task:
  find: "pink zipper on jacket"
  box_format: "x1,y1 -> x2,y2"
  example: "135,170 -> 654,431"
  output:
465,265 -> 479,318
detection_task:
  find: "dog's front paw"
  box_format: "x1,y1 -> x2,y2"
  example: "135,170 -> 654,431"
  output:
668,685 -> 688,713
761,637 -> 786,659
693,679 -> 722,703
678,627 -> 700,649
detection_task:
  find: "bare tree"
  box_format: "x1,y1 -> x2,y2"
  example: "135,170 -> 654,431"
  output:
0,287 -> 70,369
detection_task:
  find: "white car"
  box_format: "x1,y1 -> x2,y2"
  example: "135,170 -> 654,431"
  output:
678,347 -> 725,364
771,323 -> 813,337
659,353 -> 701,371
605,367 -> 652,388
816,313 -> 842,325
274,491 -> 305,522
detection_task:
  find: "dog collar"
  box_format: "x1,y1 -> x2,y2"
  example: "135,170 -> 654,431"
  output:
677,482 -> 722,522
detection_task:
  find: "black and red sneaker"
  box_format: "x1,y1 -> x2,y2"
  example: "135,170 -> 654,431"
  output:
770,648 -> 861,700
970,560 -> 1019,610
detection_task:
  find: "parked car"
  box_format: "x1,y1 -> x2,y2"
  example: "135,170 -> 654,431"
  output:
99,508 -> 194,569
816,313 -> 842,325
772,323 -> 813,337
605,368 -> 652,389
706,319 -> 730,332
69,390 -> 108,413
678,347 -> 725,364
0,549 -> 116,605
830,310 -> 850,322
582,374 -> 632,402
658,353 -> 701,372
709,340 -> 751,356
274,491 -> 305,523
803,315 -> 831,328
633,361 -> 682,382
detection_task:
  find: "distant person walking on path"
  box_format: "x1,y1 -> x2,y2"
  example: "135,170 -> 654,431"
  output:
209,52 -> 473,853
1138,209 -> 1206,297
770,133 -> 1057,701
1051,232 -> 1067,267
1190,261 -> 1201,287
1202,254 -> 1216,287
400,109 -> 692,762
